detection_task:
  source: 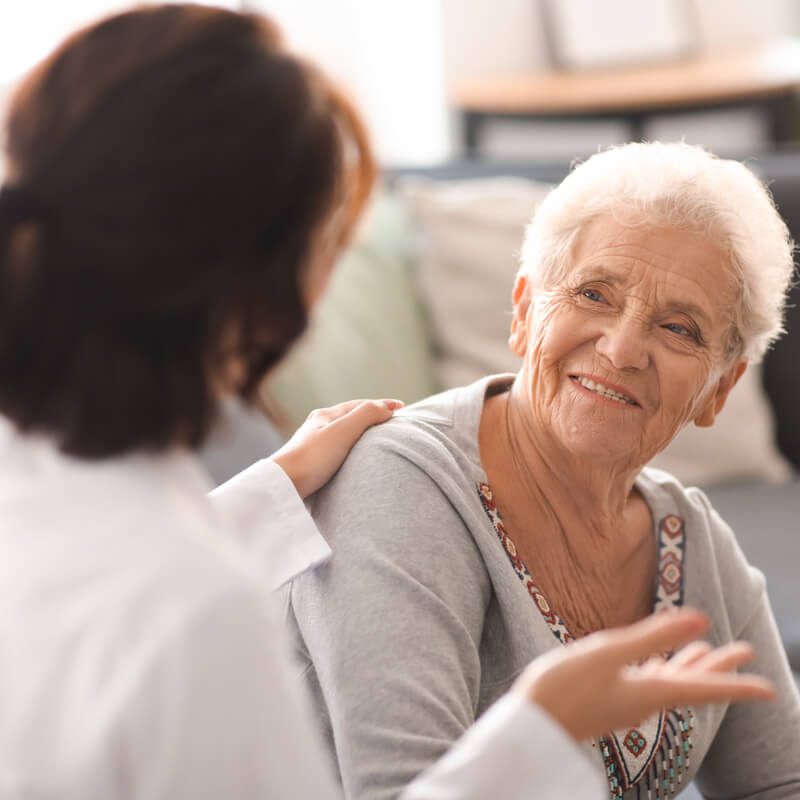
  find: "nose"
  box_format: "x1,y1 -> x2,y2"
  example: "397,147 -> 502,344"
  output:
595,314 -> 649,371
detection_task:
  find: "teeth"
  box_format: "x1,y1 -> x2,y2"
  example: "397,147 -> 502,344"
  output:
575,376 -> 635,405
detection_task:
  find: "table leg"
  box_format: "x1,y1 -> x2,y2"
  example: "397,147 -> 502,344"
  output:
628,113 -> 647,143
767,91 -> 798,145
463,111 -> 482,158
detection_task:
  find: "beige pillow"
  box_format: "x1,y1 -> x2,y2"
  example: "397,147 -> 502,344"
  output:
398,177 -> 544,388
648,367 -> 790,485
266,189 -> 437,433
399,176 -> 790,488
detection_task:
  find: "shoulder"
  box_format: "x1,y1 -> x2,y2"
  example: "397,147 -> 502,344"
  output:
297,386 -> 494,600
640,466 -> 757,560
112,552 -> 279,749
121,581 -> 335,798
68,461 -> 275,659
112,519 -> 274,674
309,382 -> 486,515
352,382 -> 475,462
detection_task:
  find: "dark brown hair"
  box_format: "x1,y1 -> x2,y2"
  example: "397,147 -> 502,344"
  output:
0,3 -> 375,458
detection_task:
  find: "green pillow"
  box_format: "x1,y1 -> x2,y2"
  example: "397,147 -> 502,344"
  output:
266,187 -> 437,433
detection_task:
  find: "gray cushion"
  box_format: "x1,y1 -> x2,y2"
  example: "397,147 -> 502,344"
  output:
705,478 -> 800,671
668,478 -> 800,800
200,398 -> 284,486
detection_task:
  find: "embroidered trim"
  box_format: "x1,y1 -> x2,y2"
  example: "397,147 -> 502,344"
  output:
477,482 -> 574,644
476,481 -> 693,798
655,514 -> 686,610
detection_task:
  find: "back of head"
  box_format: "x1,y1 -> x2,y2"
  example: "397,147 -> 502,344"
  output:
520,141 -> 795,362
0,3 -> 374,458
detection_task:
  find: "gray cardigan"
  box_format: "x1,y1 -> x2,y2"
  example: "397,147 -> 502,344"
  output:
288,376 -> 800,800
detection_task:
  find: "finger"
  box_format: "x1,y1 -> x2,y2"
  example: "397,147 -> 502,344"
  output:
692,641 -> 755,674
315,398 -> 403,425
306,399 -> 368,423
647,672 -> 776,707
589,609 -> 710,667
666,640 -> 714,671
331,399 -> 403,439
635,655 -> 667,678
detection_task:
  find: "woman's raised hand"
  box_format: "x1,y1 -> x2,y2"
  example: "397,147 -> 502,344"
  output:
513,608 -> 775,742
270,399 -> 404,499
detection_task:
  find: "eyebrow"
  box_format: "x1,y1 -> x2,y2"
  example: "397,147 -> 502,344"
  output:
661,300 -> 712,327
573,267 -> 713,327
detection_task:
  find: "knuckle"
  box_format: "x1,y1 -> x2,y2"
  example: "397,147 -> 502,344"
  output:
368,400 -> 390,417
588,630 -> 613,648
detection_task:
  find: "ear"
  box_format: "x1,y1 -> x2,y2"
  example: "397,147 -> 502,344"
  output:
694,359 -> 747,428
509,275 -> 533,357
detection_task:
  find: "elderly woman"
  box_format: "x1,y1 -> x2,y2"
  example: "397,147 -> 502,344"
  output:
289,142 -> 800,799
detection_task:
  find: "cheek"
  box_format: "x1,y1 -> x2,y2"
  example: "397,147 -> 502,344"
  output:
300,251 -> 337,312
527,302 -> 584,363
520,304 -> 593,410
655,353 -> 715,423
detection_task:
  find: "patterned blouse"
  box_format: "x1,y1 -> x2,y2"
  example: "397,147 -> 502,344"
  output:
478,481 -> 694,799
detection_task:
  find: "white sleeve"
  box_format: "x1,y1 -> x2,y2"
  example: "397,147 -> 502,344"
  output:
209,458 -> 331,590
130,586 -> 603,800
400,694 -> 607,800
130,585 -> 343,800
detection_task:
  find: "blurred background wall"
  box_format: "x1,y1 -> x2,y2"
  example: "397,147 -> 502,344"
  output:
2,0 -> 800,168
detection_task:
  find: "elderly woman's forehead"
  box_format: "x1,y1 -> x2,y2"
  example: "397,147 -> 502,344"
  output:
568,216 -> 732,271
558,216 -> 739,306
577,212 -> 720,245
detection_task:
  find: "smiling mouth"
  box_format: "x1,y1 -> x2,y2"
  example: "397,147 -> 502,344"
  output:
569,375 -> 640,406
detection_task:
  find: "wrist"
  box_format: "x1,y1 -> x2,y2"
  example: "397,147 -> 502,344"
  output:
512,669 -> 581,742
269,451 -> 309,499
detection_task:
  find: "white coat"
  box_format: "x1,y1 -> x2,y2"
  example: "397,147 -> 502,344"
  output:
0,416 -> 605,799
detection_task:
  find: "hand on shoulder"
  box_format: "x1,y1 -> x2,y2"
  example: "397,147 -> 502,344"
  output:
270,398 -> 403,499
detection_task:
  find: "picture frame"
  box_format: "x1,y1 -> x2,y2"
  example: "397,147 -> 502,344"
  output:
539,0 -> 699,71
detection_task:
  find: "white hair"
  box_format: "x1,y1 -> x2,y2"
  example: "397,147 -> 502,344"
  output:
519,141 -> 796,362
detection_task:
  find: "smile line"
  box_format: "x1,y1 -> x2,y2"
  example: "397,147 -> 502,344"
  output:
569,375 -> 640,406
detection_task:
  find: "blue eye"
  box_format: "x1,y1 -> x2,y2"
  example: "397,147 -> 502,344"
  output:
664,322 -> 691,337
582,288 -> 606,303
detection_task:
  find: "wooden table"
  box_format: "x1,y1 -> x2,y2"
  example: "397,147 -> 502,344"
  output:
452,39 -> 800,156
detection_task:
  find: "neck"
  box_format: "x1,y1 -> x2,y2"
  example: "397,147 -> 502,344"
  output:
479,380 -> 654,634
487,381 -> 642,532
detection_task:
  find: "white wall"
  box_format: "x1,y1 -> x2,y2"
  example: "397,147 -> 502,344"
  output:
691,0 -> 792,50
439,0 -> 549,83
1,0 -> 797,171
0,0 -> 244,178
251,0 -> 450,166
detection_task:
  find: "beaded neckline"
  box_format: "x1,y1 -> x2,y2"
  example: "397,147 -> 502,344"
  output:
477,481 -> 694,799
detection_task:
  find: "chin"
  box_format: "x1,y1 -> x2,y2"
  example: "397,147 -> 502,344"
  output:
559,427 -> 644,467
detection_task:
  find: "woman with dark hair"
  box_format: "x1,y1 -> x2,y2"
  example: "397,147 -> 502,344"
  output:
0,5 -> 774,800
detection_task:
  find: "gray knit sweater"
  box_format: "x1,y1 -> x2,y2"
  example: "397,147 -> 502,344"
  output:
288,375 -> 800,800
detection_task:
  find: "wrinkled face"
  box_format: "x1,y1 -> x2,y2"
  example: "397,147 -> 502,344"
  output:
510,215 -> 747,468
